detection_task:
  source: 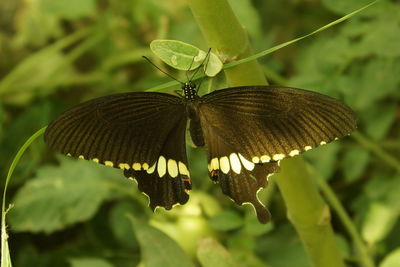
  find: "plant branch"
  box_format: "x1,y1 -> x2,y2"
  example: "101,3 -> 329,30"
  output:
187,0 -> 267,86
187,0 -> 346,266
311,165 -> 375,267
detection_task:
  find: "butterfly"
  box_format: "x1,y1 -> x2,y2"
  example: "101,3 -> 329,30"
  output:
44,81 -> 356,223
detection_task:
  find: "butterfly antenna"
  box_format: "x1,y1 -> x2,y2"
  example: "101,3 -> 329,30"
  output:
185,56 -> 196,81
142,56 -> 184,84
194,48 -> 212,92
190,48 -> 211,82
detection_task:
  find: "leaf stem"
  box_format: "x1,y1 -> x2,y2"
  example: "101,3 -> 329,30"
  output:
1,126 -> 47,267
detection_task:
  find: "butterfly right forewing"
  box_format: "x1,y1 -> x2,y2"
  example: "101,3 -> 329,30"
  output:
197,86 -> 356,163
194,85 -> 356,223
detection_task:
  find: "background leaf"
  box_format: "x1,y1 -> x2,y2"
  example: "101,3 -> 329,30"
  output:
128,216 -> 195,267
379,248 -> 400,267
1,0 -> 399,266
8,157 -> 130,233
197,238 -> 239,267
150,40 -> 223,76
68,258 -> 114,267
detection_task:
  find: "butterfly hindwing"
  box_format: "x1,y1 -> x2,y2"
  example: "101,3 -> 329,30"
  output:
124,115 -> 191,210
202,123 -> 279,223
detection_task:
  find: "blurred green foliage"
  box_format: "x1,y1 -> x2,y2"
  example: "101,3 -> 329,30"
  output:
1,0 -> 399,266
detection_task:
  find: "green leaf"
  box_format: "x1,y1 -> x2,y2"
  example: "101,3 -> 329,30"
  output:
244,215 -> 273,236
68,258 -> 114,267
109,201 -> 140,248
343,147 -> 370,182
8,157 -> 125,233
229,250 -> 270,267
359,19 -> 400,58
321,0 -> 373,15
150,40 -> 223,77
359,176 -> 400,245
225,0 -> 378,69
256,223 -> 310,267
209,211 -> 243,231
361,202 -> 399,244
14,2 -> 63,47
0,50 -> 75,102
39,0 -> 96,19
304,142 -> 341,180
150,40 -> 205,70
342,4 -> 400,58
342,58 -> 400,110
379,248 -> 400,267
335,234 -> 351,259
360,103 -> 397,141
228,0 -> 262,38
197,238 -> 239,267
206,52 -> 224,77
128,216 -> 195,267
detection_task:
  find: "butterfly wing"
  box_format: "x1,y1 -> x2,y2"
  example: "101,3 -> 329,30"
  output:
124,115 -> 192,210
196,86 -> 356,222
201,123 -> 279,223
45,92 -> 191,209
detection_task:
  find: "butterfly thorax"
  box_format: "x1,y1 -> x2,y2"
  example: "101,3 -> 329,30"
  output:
182,81 -> 198,101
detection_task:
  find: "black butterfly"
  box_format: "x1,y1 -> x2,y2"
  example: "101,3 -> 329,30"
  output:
44,82 -> 356,223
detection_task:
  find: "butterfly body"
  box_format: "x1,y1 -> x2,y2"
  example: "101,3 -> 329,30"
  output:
45,84 -> 356,223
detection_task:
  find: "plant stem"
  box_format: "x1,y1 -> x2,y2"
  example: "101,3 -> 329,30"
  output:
187,0 -> 346,266
275,157 -> 346,267
352,132 -> 400,173
187,0 -> 267,86
312,166 -> 375,267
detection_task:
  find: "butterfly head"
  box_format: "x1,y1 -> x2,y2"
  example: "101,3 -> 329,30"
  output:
182,81 -> 198,101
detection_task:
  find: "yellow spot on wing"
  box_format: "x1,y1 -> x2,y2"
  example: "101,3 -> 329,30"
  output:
118,163 -> 130,170
147,163 -> 156,174
272,154 -> 285,161
289,150 -> 300,157
229,153 -> 241,174
219,156 -> 230,174
252,156 -> 260,164
142,163 -> 149,170
304,146 -> 312,151
78,155 -> 84,159
238,153 -> 255,171
105,161 -> 114,167
92,158 -> 99,163
167,159 -> 178,178
132,163 -> 141,171
210,158 -> 219,171
260,155 -> 270,163
157,156 -> 167,178
178,161 -> 189,176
